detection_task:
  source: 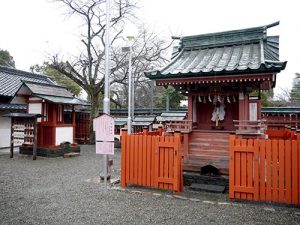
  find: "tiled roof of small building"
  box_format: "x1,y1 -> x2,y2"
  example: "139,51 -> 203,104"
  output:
262,107 -> 300,114
24,81 -> 73,98
145,22 -> 287,79
0,66 -> 54,97
0,103 -> 26,111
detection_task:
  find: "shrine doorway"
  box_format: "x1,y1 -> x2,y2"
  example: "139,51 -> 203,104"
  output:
195,95 -> 239,131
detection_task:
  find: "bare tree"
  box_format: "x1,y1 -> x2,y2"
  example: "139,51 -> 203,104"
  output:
49,0 -> 171,142
110,26 -> 171,108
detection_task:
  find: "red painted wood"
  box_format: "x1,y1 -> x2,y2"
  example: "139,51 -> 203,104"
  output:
291,140 -> 299,204
230,136 -> 300,205
285,140 -> 292,204
272,140 -> 279,202
278,140 -> 285,203
121,130 -> 127,188
155,73 -> 273,86
229,135 -> 235,199
247,139 -> 254,200
188,95 -> 193,121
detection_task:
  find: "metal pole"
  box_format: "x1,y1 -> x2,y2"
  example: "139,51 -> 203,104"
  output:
103,0 -> 111,189
150,80 -> 154,115
131,69 -> 134,122
127,46 -> 132,134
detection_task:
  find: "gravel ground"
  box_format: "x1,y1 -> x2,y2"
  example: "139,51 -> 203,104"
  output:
0,145 -> 299,225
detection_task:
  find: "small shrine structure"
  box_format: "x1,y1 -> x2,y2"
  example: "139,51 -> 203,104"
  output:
145,22 -> 287,174
0,67 -> 87,157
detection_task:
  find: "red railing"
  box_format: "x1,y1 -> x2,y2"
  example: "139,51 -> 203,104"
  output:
165,120 -> 192,133
233,120 -> 267,138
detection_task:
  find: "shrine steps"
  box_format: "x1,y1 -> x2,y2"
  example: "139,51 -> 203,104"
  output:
183,131 -> 230,175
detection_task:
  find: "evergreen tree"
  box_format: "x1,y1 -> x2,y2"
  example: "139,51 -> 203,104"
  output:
290,73 -> 300,105
0,49 -> 15,68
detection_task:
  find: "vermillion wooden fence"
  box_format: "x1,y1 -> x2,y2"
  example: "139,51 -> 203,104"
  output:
229,135 -> 300,205
121,131 -> 183,192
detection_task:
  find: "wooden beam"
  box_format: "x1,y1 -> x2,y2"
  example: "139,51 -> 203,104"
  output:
10,117 -> 14,158
33,119 -> 38,160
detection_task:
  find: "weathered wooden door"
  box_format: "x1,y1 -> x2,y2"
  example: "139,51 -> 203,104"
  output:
154,134 -> 182,192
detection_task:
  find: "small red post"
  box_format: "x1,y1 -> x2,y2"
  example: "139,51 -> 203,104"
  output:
142,127 -> 149,135
158,125 -> 163,136
121,128 -> 128,188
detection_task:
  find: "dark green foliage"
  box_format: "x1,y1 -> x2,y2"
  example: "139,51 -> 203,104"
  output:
0,49 -> 15,68
154,86 -> 185,109
290,73 -> 300,106
30,63 -> 81,96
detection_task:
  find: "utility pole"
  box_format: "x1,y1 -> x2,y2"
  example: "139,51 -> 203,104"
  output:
102,0 -> 111,188
128,44 -> 132,134
122,36 -> 134,134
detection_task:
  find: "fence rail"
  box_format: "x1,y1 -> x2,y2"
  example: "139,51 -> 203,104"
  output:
165,120 -> 192,132
121,130 -> 183,192
233,120 -> 266,137
229,135 -> 300,205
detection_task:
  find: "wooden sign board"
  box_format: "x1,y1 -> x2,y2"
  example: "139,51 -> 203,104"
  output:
93,114 -> 114,142
96,142 -> 114,155
93,114 -> 115,155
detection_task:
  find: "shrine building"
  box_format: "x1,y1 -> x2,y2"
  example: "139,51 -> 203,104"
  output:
145,22 -> 287,174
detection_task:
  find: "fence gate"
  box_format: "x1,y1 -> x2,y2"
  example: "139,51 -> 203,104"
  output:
229,135 -> 300,205
121,131 -> 183,192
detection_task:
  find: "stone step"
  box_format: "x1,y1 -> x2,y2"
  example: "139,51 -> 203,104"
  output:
190,183 -> 226,193
189,137 -> 229,142
188,149 -> 229,156
189,143 -> 229,150
64,152 -> 80,158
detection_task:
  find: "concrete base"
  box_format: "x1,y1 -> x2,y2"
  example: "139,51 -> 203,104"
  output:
19,145 -> 80,158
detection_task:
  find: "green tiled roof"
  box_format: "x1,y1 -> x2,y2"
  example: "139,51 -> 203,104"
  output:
115,117 -> 127,126
262,107 -> 300,114
145,22 -> 286,79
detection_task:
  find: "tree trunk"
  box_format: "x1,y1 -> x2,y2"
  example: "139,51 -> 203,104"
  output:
89,92 -> 101,144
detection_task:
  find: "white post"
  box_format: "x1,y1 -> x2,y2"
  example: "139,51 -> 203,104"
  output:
103,0 -> 111,189
127,45 -> 132,134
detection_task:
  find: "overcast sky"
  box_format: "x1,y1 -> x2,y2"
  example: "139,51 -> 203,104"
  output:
0,0 -> 299,96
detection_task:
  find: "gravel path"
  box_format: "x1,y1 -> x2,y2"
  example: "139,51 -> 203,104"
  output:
0,145 -> 299,225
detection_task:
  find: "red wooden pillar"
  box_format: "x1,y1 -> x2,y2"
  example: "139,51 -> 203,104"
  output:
188,95 -> 193,121
52,104 -> 57,146
72,106 -> 76,144
40,102 -> 45,146
238,91 -> 249,121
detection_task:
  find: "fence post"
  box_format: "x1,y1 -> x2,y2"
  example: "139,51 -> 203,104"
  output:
142,127 -> 149,135
158,125 -> 163,136
121,128 -> 128,188
229,134 -> 236,199
174,131 -> 182,192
